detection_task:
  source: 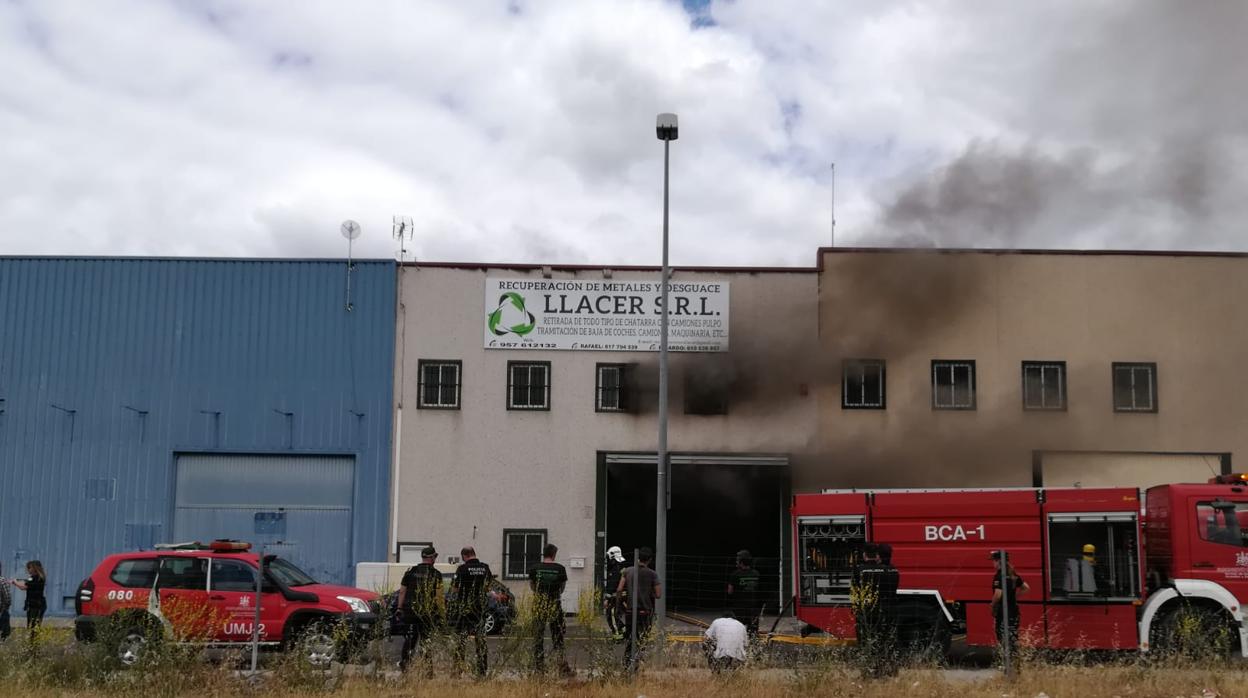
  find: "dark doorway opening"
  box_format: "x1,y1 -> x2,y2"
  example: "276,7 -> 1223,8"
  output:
600,455 -> 790,614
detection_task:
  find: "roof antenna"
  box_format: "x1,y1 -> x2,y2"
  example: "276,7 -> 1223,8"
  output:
830,162 -> 837,247
392,215 -> 414,263
341,219 -> 361,311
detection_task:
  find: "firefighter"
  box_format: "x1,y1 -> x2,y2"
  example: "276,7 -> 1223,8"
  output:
852,543 -> 900,678
989,551 -> 1029,663
398,545 -> 444,674
528,543 -> 572,676
451,546 -> 493,677
726,549 -> 762,638
602,546 -> 626,639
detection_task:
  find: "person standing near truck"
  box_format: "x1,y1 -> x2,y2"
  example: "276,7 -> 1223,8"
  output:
451,546 -> 493,677
726,549 -> 762,638
989,551 -> 1029,663
529,543 -> 572,676
398,545 -> 444,674
852,544 -> 900,678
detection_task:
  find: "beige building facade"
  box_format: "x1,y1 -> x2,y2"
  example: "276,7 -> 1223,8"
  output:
388,248 -> 1246,606
390,262 -> 818,605
811,248 -> 1242,491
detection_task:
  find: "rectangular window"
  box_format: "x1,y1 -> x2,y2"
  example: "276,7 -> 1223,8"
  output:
1195,500 -> 1248,547
1022,361 -> 1066,410
155,557 -> 208,590
932,360 -> 976,410
110,559 -> 159,589
1047,513 -> 1141,600
595,363 -> 631,412
684,373 -> 729,415
842,359 -> 886,409
417,360 -> 462,409
502,529 -> 547,579
210,559 -> 258,592
1113,362 -> 1157,412
507,361 -> 551,410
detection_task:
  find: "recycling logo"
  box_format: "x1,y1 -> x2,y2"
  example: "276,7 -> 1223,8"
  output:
487,292 -> 537,337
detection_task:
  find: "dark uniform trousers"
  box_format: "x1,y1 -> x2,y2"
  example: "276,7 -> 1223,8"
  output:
400,615 -> 437,672
854,564 -> 900,678
623,611 -> 653,672
453,608 -> 488,676
531,601 -> 567,672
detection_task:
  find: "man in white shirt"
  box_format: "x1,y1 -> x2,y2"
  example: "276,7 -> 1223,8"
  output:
703,613 -> 748,673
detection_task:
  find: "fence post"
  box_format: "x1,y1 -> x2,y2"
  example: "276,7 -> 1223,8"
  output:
999,549 -> 1013,678
630,547 -> 640,673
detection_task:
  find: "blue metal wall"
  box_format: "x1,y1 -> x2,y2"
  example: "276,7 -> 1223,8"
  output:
0,258 -> 396,612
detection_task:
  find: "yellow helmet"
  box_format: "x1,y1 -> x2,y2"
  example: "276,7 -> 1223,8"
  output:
1082,544 -> 1097,555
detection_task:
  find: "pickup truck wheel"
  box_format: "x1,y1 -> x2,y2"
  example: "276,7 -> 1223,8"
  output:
113,620 -> 162,667
117,630 -> 149,666
295,622 -> 337,668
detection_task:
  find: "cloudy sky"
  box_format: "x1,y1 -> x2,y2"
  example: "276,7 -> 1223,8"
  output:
2,0 -> 1245,265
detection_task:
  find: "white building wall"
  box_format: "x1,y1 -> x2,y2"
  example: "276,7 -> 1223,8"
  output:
393,264 -> 818,601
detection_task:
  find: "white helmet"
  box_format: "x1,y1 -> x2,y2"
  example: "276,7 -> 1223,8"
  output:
606,546 -> 624,563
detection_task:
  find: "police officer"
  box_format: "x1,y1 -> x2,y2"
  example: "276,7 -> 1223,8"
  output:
990,550 -> 1029,663
529,543 -> 571,676
451,546 -> 493,676
398,545 -> 443,673
726,549 -> 762,638
852,543 -> 900,678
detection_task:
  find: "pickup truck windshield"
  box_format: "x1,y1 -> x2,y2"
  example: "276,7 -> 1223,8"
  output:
266,557 -> 317,587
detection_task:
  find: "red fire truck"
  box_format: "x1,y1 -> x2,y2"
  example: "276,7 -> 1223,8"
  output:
793,476 -> 1248,656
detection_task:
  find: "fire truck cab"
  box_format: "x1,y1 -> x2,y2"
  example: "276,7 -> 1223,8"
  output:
793,478 -> 1248,657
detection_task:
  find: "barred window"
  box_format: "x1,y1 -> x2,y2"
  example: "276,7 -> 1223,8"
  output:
503,529 -> 546,579
507,361 -> 551,410
596,363 -> 630,412
417,360 -> 462,409
1022,361 -> 1066,410
932,360 -> 976,410
842,359 -> 885,409
1113,362 -> 1157,412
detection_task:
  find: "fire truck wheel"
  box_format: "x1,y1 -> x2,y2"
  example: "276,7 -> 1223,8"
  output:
1151,603 -> 1238,659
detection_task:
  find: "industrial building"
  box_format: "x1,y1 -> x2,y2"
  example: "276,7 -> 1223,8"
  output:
5,246 -> 1246,617
391,261 -> 817,611
0,257 -> 396,614
391,247 -> 1248,611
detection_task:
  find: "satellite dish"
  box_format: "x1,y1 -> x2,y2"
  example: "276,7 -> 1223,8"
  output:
341,220 -> 362,240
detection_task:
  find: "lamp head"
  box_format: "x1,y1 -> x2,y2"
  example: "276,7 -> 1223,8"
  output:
656,113 -> 678,141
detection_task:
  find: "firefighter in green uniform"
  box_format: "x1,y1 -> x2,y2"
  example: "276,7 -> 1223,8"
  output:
726,549 -> 763,638
529,543 -> 572,676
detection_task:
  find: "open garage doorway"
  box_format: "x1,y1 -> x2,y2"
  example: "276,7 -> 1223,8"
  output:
596,453 -> 790,616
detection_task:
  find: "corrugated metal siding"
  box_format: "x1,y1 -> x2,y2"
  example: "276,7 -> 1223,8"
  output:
0,258 -> 396,612
173,454 -> 355,583
174,454 -> 354,507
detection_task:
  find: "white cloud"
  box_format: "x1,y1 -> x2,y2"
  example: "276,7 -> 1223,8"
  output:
1,0 -> 1245,264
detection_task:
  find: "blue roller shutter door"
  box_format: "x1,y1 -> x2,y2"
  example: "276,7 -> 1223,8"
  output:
173,454 -> 355,584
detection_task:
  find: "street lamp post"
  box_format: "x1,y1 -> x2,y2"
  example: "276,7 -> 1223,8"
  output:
654,113 -> 678,631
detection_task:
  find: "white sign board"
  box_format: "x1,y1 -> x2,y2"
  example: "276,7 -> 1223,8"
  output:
483,278 -> 729,352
